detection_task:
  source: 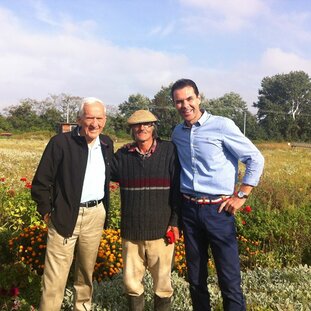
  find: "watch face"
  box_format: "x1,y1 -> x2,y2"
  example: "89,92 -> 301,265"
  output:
238,191 -> 246,198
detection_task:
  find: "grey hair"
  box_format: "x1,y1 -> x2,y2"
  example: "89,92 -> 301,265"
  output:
130,123 -> 158,141
78,97 -> 106,118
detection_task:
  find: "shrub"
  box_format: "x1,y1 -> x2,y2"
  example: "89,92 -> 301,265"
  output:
61,266 -> 311,310
242,265 -> 311,310
9,225 -> 189,281
62,271 -> 194,311
236,203 -> 311,268
0,178 -> 42,232
106,182 -> 121,229
9,225 -> 47,275
0,262 -> 41,310
95,228 -> 123,281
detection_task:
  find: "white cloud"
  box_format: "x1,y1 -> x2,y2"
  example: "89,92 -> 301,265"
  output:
149,22 -> 176,37
0,7 -> 189,110
180,0 -> 265,16
260,48 -> 311,75
179,0 -> 268,31
1,1 -> 311,115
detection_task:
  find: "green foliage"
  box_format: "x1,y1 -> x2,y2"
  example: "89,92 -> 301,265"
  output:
206,92 -> 264,140
0,180 -> 42,232
60,267 -> 311,310
242,265 -> 311,310
107,183 -> 121,229
2,94 -> 82,133
62,271 -> 194,311
0,229 -> 13,265
5,101 -> 43,132
105,114 -> 130,139
0,114 -> 11,132
151,85 -> 181,138
255,71 -> 311,141
236,203 -> 311,268
118,93 -> 151,118
0,262 -> 41,310
1,140 -> 311,309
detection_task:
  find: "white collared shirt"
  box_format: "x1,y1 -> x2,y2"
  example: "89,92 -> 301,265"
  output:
80,136 -> 106,203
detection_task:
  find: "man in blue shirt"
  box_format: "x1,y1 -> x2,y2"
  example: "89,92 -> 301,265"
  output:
171,79 -> 264,311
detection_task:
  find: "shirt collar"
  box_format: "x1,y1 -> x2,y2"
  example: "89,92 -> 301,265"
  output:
182,110 -> 211,128
129,138 -> 157,158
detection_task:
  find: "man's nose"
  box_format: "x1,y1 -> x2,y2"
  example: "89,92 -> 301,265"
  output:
91,118 -> 99,125
181,100 -> 189,107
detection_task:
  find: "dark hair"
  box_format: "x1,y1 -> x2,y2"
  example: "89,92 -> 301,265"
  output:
170,79 -> 200,100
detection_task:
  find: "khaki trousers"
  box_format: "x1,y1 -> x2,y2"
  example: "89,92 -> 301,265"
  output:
39,203 -> 105,311
122,238 -> 174,298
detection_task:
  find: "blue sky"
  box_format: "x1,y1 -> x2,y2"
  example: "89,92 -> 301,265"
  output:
0,0 -> 311,112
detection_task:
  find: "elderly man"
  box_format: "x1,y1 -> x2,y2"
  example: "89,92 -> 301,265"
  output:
111,110 -> 181,311
31,97 -> 113,311
171,79 -> 264,311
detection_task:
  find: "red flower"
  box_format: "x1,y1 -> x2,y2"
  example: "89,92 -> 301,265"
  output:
242,220 -> 246,225
109,182 -> 119,192
10,286 -> 20,297
20,177 -> 27,182
0,177 -> 5,182
244,205 -> 252,213
25,182 -> 32,189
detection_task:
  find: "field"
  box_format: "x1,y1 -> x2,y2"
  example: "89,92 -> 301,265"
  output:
1,136 -> 311,310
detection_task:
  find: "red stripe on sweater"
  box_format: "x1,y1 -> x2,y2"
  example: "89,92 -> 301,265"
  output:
120,178 -> 170,188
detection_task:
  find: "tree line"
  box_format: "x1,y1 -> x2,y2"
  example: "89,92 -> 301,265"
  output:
0,71 -> 310,141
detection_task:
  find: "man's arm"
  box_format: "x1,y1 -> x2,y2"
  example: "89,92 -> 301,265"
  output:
31,138 -> 61,220
168,143 -> 182,240
219,119 -> 264,214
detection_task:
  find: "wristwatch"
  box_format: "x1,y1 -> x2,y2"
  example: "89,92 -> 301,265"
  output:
237,191 -> 249,199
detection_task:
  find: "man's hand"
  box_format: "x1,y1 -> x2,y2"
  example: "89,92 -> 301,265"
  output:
219,184 -> 253,215
43,213 -> 50,224
167,226 -> 180,241
218,196 -> 246,215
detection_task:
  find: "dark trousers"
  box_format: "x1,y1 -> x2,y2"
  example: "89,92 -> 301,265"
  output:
181,199 -> 246,311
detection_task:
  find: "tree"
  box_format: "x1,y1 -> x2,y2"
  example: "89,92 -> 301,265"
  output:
254,71 -> 311,141
5,101 -> 43,131
41,94 -> 82,123
151,85 -> 181,138
2,94 -> 82,133
205,92 -> 263,139
0,114 -> 11,132
118,94 -> 151,118
40,107 -> 63,131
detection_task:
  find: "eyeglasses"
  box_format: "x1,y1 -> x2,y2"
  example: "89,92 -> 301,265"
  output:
132,122 -> 154,128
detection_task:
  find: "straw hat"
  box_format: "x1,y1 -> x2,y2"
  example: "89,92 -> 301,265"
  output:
127,110 -> 158,125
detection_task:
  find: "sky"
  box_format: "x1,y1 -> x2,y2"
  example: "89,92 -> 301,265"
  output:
0,0 -> 311,113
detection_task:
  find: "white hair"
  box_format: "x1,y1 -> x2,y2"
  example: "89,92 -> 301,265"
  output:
78,97 -> 106,117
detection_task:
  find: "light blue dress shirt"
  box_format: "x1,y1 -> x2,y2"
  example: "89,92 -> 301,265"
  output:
172,110 -> 264,196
